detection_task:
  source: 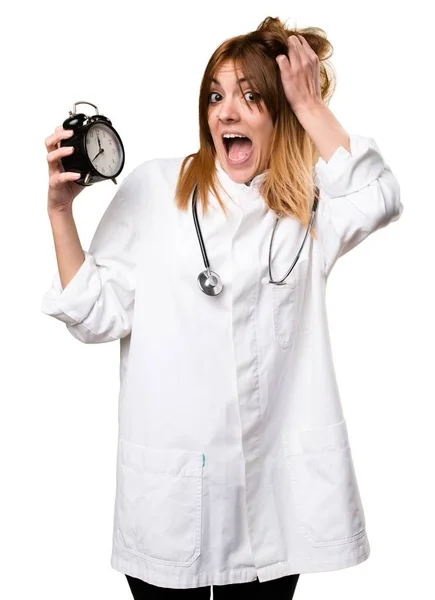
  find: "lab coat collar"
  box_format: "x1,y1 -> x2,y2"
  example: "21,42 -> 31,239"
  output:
215,156 -> 269,195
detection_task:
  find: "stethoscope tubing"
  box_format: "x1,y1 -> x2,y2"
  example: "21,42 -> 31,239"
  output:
192,183 -> 319,294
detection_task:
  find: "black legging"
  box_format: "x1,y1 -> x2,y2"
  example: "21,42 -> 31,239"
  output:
125,573 -> 300,599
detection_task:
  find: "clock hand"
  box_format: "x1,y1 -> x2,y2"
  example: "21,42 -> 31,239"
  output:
96,133 -> 101,150
91,149 -> 103,161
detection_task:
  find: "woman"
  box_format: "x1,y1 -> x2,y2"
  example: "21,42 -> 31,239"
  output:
42,16 -> 403,600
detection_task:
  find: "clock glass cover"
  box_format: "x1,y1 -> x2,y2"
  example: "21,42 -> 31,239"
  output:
85,123 -> 124,177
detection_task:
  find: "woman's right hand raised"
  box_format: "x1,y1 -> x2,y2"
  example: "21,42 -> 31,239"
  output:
45,125 -> 85,213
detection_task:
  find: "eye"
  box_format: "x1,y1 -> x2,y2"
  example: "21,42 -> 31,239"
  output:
209,92 -> 222,104
245,91 -> 260,102
208,91 -> 261,104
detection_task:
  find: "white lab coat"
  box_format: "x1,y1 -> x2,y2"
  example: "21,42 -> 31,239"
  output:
42,134 -> 403,589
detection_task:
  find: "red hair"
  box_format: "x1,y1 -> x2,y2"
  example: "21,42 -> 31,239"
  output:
174,16 -> 336,236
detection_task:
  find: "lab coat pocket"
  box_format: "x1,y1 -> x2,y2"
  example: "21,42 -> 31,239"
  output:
116,439 -> 204,566
269,258 -> 311,350
283,420 -> 366,546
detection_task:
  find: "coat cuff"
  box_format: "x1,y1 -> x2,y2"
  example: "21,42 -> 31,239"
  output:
41,251 -> 102,326
314,134 -> 386,198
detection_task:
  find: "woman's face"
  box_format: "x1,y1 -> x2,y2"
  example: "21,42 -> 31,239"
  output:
207,61 -> 274,185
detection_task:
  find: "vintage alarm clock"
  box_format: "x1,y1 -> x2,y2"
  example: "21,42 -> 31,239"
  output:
60,101 -> 125,186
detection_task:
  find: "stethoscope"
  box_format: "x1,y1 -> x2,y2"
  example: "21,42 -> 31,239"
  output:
192,183 -> 319,296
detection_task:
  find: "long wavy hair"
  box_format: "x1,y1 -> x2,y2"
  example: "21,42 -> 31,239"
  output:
174,16 -> 336,238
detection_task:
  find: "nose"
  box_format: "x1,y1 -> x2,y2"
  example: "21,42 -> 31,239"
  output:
217,95 -> 241,123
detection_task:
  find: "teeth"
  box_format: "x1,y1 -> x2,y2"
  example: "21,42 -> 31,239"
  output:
223,134 -> 247,139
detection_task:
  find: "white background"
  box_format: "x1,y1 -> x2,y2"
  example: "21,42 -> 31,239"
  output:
1,0 -> 432,598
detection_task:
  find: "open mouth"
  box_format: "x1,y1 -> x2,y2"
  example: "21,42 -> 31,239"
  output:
222,135 -> 253,164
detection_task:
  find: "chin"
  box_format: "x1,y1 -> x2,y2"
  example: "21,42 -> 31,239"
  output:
233,172 -> 253,184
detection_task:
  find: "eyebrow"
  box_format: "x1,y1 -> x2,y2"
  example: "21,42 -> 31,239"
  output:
211,77 -> 249,86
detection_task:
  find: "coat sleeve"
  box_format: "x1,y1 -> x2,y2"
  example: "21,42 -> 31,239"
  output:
41,162 -> 149,344
313,134 -> 403,276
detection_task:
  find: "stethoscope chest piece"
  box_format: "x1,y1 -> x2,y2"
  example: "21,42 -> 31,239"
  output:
197,268 -> 223,296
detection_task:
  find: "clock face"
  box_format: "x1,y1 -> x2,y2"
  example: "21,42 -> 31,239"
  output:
85,123 -> 124,177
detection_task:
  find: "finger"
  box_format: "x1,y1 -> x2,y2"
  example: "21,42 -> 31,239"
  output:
47,145 -> 75,163
292,35 -> 315,71
276,53 -> 288,67
276,53 -> 291,76
49,170 -> 81,189
287,35 -> 303,68
54,125 -> 63,145
45,127 -> 74,151
46,145 -> 75,173
297,35 -> 318,62
290,35 -> 305,54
